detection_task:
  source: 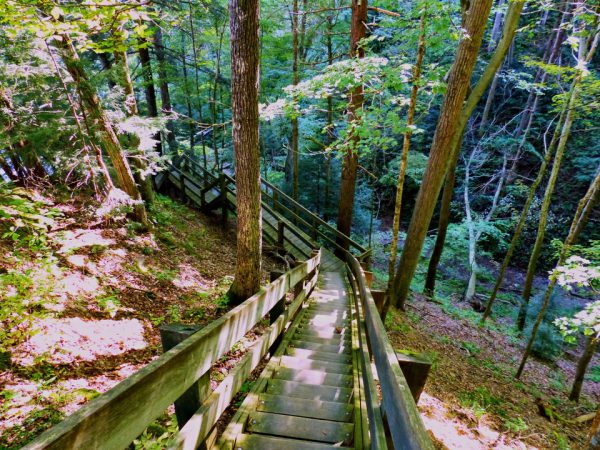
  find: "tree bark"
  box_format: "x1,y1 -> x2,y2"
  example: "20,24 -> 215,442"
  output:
384,8 -> 427,313
153,27 -> 177,154
518,76 -> 581,331
59,38 -> 148,225
391,0 -> 495,309
570,337 -> 598,402
516,163 -> 600,378
336,0 -> 367,250
138,41 -> 163,156
227,0 -> 262,304
113,50 -> 154,205
419,0 -> 524,298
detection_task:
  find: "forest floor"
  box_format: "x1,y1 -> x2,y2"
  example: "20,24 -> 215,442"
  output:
387,287 -> 598,449
0,191 -> 282,449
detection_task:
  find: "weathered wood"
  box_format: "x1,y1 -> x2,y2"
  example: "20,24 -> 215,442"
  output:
346,255 -> 434,450
246,411 -> 354,444
257,393 -> 353,422
23,252 -> 320,450
396,352 -> 432,403
289,340 -> 350,354
278,355 -> 352,374
160,324 -> 209,429
233,433 -> 352,450
265,379 -> 352,403
272,367 -> 353,388
169,265 -> 318,450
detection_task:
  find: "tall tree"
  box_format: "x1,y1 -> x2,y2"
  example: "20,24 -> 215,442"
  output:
228,0 -> 262,304
518,21 -> 599,331
58,37 -> 149,226
336,0 -> 367,250
516,164 -> 600,378
391,0 -> 494,309
423,0 -> 525,296
384,6 -> 427,316
153,26 -> 177,154
113,48 -> 155,205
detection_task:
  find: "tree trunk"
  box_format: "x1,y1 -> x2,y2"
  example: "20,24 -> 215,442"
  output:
391,0 -> 495,309
153,27 -> 177,154
518,77 -> 580,331
227,0 -> 262,304
138,41 -> 163,156
336,0 -> 367,250
516,162 -> 600,378
59,38 -> 148,225
481,104 -> 567,323
384,8 -> 427,313
418,0 -> 524,299
113,50 -> 154,205
180,34 -> 195,154
290,0 -> 300,200
570,337 -> 598,402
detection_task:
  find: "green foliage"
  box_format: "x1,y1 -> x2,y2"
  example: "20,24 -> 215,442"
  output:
503,416 -> 528,434
585,365 -> 600,383
458,387 -> 503,419
524,321 -> 563,362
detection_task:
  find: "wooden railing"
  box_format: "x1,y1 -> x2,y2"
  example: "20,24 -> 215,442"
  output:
24,251 -> 321,450
179,154 -> 371,264
345,253 -> 434,450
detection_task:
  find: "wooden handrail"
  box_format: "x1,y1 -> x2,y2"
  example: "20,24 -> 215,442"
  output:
24,251 -> 321,450
180,154 -> 368,258
345,253 -> 433,450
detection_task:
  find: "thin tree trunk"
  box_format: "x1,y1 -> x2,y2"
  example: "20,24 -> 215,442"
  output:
384,8 -> 427,316
516,163 -> 600,378
391,0 -> 495,309
518,77 -> 581,331
153,27 -> 177,154
570,337 -> 598,402
417,0 -> 524,299
227,0 -> 262,304
211,19 -> 226,169
180,34 -> 195,155
58,38 -> 148,225
138,41 -> 163,156
290,0 -> 300,200
336,0 -> 367,250
113,50 -> 154,205
481,106 -> 567,323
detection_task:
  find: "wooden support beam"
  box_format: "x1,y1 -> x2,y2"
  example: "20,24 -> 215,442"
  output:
160,324 -> 210,430
395,352 -> 432,403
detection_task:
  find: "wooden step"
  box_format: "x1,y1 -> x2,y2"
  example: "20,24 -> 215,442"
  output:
289,340 -> 351,355
234,432 -> 352,450
286,347 -> 352,364
265,379 -> 352,403
291,333 -> 350,345
301,317 -> 350,327
295,328 -> 350,340
246,411 -> 354,444
279,355 -> 352,374
272,367 -> 353,388
257,393 -> 354,422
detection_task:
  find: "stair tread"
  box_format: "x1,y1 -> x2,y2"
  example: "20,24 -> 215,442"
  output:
234,432 -> 352,450
266,379 -> 352,403
246,411 -> 354,444
279,355 -> 352,374
257,393 -> 354,422
272,367 -> 353,388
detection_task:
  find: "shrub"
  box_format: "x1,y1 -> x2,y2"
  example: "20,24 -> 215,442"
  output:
524,321 -> 563,361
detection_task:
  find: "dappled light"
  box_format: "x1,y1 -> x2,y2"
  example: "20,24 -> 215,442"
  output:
13,318 -> 147,365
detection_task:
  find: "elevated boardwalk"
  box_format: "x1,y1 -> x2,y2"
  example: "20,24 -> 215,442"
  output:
25,157 -> 433,450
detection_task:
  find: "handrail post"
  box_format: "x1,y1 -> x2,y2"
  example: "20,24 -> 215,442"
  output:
219,174 -> 228,228
273,190 -> 279,212
160,324 -> 210,430
277,221 -> 285,248
269,271 -> 287,353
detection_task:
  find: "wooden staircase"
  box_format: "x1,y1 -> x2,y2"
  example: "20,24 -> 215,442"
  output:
26,156 -> 433,450
218,271 -> 363,449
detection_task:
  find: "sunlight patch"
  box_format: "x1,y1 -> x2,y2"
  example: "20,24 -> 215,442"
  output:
14,318 -> 147,365
54,229 -> 115,254
172,263 -> 210,290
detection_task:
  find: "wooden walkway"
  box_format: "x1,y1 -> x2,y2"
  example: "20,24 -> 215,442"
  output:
27,159 -> 432,450
217,271 -> 362,449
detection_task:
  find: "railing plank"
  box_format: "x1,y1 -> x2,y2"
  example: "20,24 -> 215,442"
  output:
346,256 -> 434,450
23,255 -> 319,450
